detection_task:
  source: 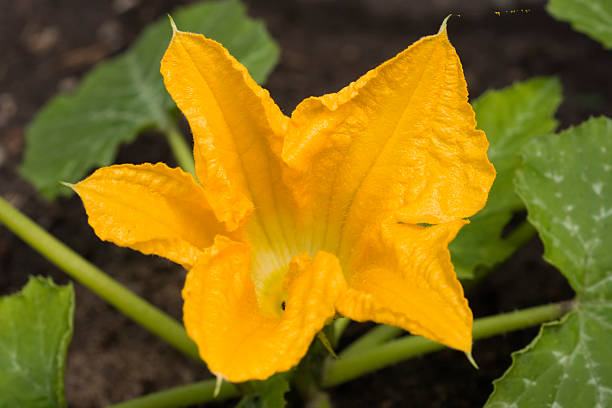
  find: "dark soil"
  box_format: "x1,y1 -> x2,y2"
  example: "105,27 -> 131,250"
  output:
1,0 -> 610,407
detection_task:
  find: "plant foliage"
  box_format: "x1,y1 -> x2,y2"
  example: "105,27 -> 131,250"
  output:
451,77 -> 561,279
486,117 -> 612,407
0,277 -> 74,408
20,0 -> 279,200
548,0 -> 612,49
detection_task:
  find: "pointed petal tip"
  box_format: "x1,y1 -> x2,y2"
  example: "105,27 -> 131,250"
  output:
213,374 -> 224,398
59,181 -> 75,190
438,14 -> 452,34
167,14 -> 178,34
465,351 -> 479,369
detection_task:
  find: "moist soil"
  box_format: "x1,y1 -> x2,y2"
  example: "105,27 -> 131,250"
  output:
1,0 -> 610,407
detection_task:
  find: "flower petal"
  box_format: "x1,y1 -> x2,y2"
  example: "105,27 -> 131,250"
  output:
283,28 -> 495,259
336,218 -> 472,352
72,163 -> 223,269
182,235 -> 346,382
161,27 -> 289,231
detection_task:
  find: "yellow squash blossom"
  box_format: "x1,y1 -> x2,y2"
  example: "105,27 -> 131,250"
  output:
72,20 -> 495,382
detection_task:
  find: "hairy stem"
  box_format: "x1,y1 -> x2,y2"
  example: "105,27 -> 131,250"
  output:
106,380 -> 239,408
0,195 -> 199,361
323,301 -> 571,387
165,126 -> 196,176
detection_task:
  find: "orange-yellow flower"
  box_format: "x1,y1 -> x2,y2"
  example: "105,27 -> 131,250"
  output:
72,20 -> 495,382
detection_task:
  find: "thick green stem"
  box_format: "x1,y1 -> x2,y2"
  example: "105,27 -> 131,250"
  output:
0,195 -> 199,361
323,301 -> 571,387
165,126 -> 195,176
106,380 -> 239,408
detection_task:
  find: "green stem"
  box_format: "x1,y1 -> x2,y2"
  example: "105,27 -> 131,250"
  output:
332,317 -> 350,346
340,325 -> 402,358
0,196 -> 200,361
165,126 -> 195,176
323,301 -> 570,387
106,380 -> 239,408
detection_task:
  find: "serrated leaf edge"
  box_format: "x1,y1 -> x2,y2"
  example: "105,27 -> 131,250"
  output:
485,310 -> 571,406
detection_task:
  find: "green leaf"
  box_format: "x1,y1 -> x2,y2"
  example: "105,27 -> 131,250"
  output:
235,373 -> 290,408
515,117 -> 612,297
20,0 -> 280,200
0,276 -> 75,408
487,305 -> 612,408
548,0 -> 612,49
451,77 -> 562,280
486,117 -> 612,407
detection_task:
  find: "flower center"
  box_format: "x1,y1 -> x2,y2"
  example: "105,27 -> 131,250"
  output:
244,207 -> 303,318
251,247 -> 291,318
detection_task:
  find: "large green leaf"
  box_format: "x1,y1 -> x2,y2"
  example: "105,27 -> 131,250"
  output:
515,117 -> 611,297
0,276 -> 75,408
451,77 -> 561,279
548,0 -> 612,49
20,0 -> 279,200
486,117 -> 612,407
